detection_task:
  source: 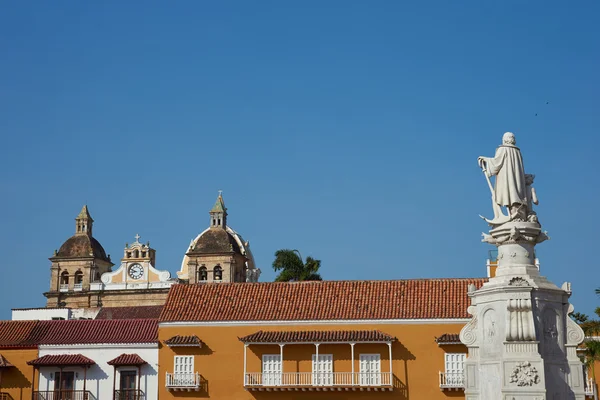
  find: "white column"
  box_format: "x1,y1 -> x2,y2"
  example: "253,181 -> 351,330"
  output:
350,342 -> 355,386
279,344 -> 284,384
315,343 -> 320,385
243,344 -> 248,386
388,342 -> 393,385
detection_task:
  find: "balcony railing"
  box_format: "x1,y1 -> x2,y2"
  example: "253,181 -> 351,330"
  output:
165,372 -> 203,391
585,377 -> 595,397
59,284 -> 69,292
439,371 -> 464,390
33,391 -> 95,400
244,372 -> 392,390
114,389 -> 144,400
73,283 -> 83,291
0,392 -> 15,400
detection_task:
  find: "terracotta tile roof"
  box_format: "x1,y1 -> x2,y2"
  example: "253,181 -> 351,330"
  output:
0,320 -> 41,348
107,353 -> 147,366
239,330 -> 396,343
160,279 -> 487,322
164,335 -> 203,347
435,333 -> 462,345
0,354 -> 14,368
95,305 -> 163,320
35,319 -> 158,345
27,354 -> 95,366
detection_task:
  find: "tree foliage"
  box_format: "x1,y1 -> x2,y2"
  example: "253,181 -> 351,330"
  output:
573,291 -> 600,400
272,249 -> 322,282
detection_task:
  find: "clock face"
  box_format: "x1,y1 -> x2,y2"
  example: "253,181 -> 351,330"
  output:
128,264 -> 144,280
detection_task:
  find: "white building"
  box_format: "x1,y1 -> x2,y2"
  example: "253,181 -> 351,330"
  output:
29,319 -> 159,400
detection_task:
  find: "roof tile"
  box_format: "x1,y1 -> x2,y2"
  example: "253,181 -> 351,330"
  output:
27,354 -> 95,366
160,279 -> 487,322
164,335 -> 203,347
239,330 -> 396,343
35,319 -> 158,345
95,305 -> 163,320
435,333 -> 462,344
107,354 -> 147,366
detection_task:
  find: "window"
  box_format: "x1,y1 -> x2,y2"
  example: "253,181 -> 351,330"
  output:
134,250 -> 139,258
359,354 -> 381,386
312,354 -> 333,386
443,353 -> 465,387
198,267 -> 207,281
74,271 -> 83,289
60,271 -> 69,291
262,355 -> 281,386
214,266 -> 223,281
174,356 -> 194,385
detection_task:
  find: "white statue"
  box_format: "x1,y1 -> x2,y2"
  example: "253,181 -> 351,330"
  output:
478,132 -> 528,225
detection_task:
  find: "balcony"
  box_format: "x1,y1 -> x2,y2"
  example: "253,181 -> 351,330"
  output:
33,391 -> 95,400
585,377 -> 595,397
114,389 -> 144,400
439,371 -> 464,390
73,283 -> 83,291
59,284 -> 69,292
244,372 -> 393,391
165,372 -> 204,391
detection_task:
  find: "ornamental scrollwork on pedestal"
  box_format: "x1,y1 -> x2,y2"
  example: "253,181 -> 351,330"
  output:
460,306 -> 478,346
509,362 -> 540,386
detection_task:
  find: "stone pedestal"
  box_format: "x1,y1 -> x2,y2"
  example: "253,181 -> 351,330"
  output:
461,222 -> 586,400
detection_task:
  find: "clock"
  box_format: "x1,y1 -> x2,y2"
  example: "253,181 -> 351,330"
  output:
128,263 -> 144,280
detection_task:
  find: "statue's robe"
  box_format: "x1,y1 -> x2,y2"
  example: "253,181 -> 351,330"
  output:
485,144 -> 527,207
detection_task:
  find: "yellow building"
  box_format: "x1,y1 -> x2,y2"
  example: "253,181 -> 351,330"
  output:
158,278 -> 486,399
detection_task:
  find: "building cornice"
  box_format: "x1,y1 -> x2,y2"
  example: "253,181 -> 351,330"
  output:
159,318 -> 471,328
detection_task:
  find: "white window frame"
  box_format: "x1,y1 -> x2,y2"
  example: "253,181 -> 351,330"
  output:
262,354 -> 282,386
173,356 -> 195,386
443,353 -> 465,387
311,354 -> 333,386
359,354 -> 381,386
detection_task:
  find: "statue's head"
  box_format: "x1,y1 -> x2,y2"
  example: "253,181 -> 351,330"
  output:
502,132 -> 516,145
525,174 -> 535,185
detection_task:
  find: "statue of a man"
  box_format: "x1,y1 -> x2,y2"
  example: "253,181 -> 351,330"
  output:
478,132 -> 528,223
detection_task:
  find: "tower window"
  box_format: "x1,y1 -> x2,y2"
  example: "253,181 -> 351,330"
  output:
218,218 -> 221,226
142,251 -> 146,258
134,250 -> 139,258
198,267 -> 207,281
74,271 -> 83,285
127,252 -> 131,258
214,266 -> 223,281
60,271 -> 69,285
213,219 -> 216,226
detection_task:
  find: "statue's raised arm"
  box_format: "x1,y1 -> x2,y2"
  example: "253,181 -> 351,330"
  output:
478,132 -> 528,225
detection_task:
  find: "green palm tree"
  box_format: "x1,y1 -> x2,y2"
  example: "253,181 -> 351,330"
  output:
272,249 -> 322,282
577,306 -> 600,400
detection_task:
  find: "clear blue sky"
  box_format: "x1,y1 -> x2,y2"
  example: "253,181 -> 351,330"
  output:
0,1 -> 598,320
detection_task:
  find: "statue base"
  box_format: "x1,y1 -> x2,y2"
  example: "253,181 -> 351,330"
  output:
462,221 -> 585,400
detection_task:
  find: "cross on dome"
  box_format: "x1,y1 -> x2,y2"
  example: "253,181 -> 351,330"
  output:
134,233 -> 141,243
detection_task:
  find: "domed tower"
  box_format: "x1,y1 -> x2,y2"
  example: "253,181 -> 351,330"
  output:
178,192 -> 260,284
45,205 -> 114,307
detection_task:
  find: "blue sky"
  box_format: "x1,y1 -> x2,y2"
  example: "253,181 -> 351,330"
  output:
0,1 -> 598,320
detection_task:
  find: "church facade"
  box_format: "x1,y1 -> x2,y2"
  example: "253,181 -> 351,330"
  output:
42,193 -> 259,312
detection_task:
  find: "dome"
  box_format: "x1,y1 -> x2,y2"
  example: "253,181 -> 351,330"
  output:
191,228 -> 241,254
54,235 -> 110,262
180,226 -> 256,272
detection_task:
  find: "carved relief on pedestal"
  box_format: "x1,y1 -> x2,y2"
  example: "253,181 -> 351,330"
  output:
483,308 -> 498,354
565,303 -> 585,346
460,305 -> 478,346
506,298 -> 535,341
509,362 -> 540,386
509,277 -> 531,287
542,307 -> 562,357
